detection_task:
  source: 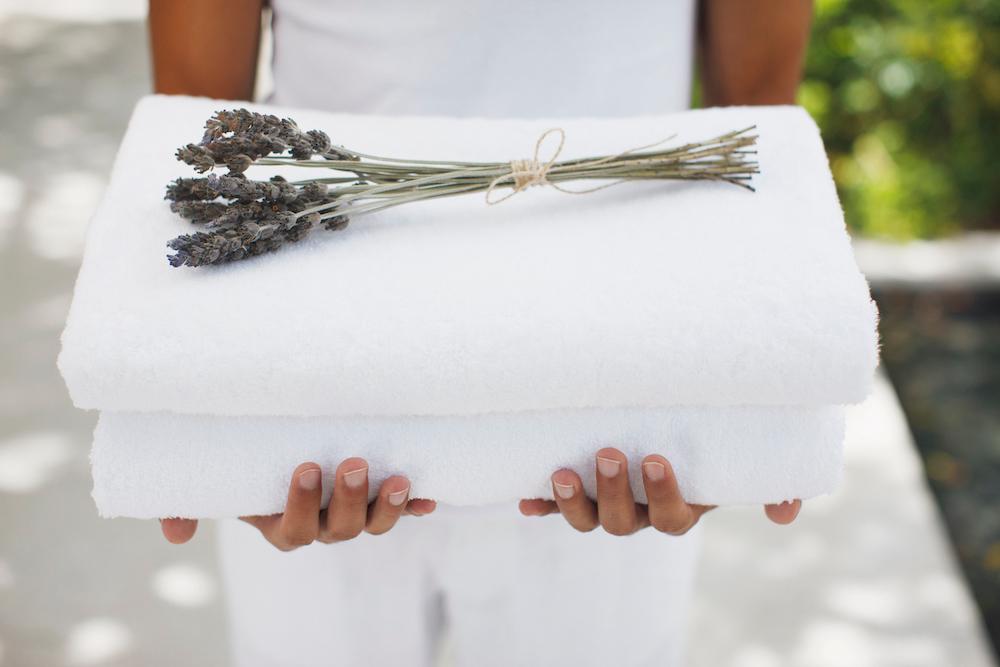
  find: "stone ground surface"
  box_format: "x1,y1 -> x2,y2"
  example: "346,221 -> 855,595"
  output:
0,12 -> 996,667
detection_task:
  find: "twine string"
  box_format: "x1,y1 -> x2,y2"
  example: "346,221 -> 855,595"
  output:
485,128 -> 564,205
485,129 -> 681,205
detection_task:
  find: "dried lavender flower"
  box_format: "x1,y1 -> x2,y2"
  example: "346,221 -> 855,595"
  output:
323,215 -> 349,231
300,182 -> 328,200
178,107 -> 361,178
168,216 -> 305,268
169,201 -> 228,224
165,177 -> 218,202
225,154 -> 254,174
175,144 -> 216,173
204,174 -> 299,204
306,129 -> 331,154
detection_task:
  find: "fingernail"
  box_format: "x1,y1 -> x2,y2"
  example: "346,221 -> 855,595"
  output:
388,487 -> 409,506
553,481 -> 575,499
643,461 -> 666,482
597,456 -> 621,478
298,468 -> 321,491
343,466 -> 368,489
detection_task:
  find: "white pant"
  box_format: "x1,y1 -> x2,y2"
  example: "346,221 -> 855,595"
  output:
216,505 -> 701,667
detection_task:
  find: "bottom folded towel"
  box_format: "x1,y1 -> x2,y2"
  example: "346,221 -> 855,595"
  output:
92,406 -> 846,518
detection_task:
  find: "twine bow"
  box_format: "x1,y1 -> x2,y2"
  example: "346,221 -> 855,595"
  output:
484,128 -> 678,205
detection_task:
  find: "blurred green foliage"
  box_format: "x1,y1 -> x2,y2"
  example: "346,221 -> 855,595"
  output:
801,0 -> 1000,238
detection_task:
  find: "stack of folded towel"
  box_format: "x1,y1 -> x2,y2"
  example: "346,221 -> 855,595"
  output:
58,96 -> 879,519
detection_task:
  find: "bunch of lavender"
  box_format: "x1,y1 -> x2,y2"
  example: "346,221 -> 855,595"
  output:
165,173 -> 347,267
166,108 -> 759,268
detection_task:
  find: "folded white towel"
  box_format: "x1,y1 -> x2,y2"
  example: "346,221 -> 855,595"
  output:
59,95 -> 878,418
59,96 -> 879,518
92,406 -> 845,518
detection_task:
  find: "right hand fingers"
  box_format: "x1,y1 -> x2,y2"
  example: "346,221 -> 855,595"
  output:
549,468 -> 599,532
319,458 -> 370,543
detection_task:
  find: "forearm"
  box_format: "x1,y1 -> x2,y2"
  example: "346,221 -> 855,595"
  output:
149,0 -> 263,101
697,0 -> 812,106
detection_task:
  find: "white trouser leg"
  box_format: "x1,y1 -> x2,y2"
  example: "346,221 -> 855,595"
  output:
216,518 -> 442,667
217,507 -> 701,667
435,507 -> 702,667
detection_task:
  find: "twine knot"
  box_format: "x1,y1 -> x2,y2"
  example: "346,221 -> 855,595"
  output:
484,127 -> 671,205
485,128 -> 566,205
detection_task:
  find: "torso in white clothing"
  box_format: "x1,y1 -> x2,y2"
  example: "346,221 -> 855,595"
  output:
222,13 -> 703,665
269,0 -> 695,118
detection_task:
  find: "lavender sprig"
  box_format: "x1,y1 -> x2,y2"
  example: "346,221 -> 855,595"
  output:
176,108 -> 355,174
166,108 -> 759,268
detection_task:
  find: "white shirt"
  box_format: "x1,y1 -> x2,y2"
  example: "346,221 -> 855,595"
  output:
269,0 -> 696,118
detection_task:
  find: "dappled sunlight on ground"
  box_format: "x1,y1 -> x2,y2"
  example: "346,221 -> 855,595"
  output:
0,171 -> 25,248
0,559 -> 12,590
151,563 -> 219,608
64,617 -> 132,666
24,171 -> 104,261
0,13 -> 227,667
0,431 -> 75,493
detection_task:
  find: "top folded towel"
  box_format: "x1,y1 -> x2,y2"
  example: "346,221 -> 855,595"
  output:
58,95 -> 878,417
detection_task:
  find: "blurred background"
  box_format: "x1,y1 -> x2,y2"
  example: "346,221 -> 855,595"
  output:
0,1 -> 997,665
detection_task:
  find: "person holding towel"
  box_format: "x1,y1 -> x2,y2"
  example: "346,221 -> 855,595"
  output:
150,1 -> 812,665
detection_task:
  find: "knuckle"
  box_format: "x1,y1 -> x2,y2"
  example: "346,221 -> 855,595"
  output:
653,514 -> 693,535
561,510 -> 597,532
598,491 -> 632,507
602,521 -> 635,537
328,523 -> 364,542
282,532 -> 315,548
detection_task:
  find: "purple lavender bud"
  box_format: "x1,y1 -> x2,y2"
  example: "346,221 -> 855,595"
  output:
288,137 -> 314,160
169,201 -> 228,224
306,129 -> 331,154
323,215 -> 349,231
300,182 -> 329,200
272,211 -> 298,230
176,144 -> 217,173
225,154 -> 253,174
165,177 -> 219,202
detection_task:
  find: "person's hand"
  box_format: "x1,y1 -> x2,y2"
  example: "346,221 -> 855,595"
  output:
160,458 -> 436,550
518,447 -> 800,535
